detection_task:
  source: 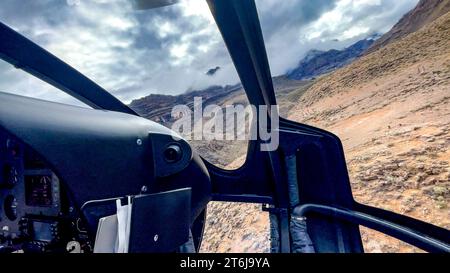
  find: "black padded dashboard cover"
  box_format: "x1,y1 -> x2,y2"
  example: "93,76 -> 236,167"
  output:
0,92 -> 210,212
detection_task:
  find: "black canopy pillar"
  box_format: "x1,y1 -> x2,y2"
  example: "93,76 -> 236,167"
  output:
207,0 -> 277,111
0,22 -> 137,115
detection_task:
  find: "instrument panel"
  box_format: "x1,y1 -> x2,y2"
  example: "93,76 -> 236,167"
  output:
0,130 -> 89,252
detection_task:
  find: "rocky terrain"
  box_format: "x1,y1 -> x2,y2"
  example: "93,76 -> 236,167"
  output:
201,201 -> 270,253
129,84 -> 242,125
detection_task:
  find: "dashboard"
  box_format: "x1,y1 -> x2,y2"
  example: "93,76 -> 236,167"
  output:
0,92 -> 212,253
0,131 -> 90,253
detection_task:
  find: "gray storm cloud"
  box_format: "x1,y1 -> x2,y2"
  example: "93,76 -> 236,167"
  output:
0,0 -> 419,106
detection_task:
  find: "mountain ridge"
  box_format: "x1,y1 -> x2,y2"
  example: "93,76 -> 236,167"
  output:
366,0 -> 450,54
129,35 -> 377,123
286,37 -> 376,80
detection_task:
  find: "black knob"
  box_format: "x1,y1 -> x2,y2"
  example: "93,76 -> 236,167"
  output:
163,144 -> 182,163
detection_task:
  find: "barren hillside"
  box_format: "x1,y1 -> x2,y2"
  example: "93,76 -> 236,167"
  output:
288,10 -> 450,252
366,0 -> 450,54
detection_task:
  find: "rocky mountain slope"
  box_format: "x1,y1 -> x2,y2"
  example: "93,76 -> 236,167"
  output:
366,0 -> 450,54
129,84 -> 242,125
287,37 -> 376,80
287,9 -> 450,253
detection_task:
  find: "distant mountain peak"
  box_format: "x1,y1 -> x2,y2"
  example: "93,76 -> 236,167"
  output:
286,36 -> 375,80
302,49 -> 325,62
367,33 -> 383,40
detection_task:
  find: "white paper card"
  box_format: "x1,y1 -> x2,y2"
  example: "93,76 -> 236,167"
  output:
93,214 -> 118,253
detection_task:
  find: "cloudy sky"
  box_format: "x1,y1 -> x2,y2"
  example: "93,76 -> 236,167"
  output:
0,0 -> 419,106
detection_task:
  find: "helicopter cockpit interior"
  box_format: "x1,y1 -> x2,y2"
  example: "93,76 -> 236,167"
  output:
0,0 -> 449,253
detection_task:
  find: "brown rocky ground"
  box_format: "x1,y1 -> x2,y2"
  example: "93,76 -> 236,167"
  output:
200,11 -> 450,253
200,201 -> 270,253
200,155 -> 271,253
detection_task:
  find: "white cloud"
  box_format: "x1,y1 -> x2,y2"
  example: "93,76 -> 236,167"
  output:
156,20 -> 178,38
170,43 -> 189,58
342,25 -> 370,39
354,0 -> 382,6
179,0 -> 214,23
